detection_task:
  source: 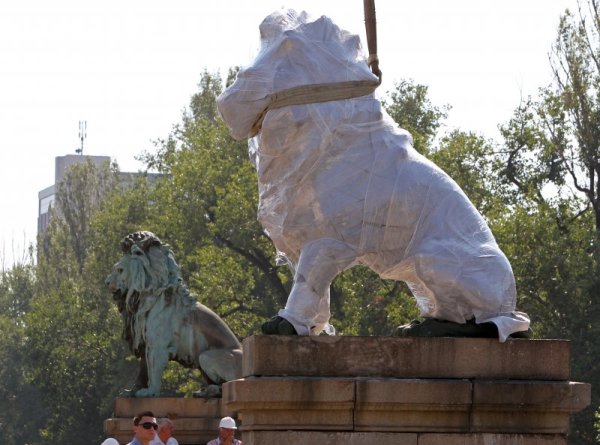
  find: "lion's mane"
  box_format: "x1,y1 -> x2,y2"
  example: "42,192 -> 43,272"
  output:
110,231 -> 195,357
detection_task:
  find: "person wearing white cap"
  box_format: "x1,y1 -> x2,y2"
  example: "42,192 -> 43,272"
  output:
207,416 -> 242,445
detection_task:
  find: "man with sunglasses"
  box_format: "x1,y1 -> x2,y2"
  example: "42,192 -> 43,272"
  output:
127,411 -> 159,445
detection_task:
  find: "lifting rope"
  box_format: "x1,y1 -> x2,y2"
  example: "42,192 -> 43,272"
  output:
363,0 -> 382,83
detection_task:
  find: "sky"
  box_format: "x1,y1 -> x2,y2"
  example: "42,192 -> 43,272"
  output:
0,0 -> 577,266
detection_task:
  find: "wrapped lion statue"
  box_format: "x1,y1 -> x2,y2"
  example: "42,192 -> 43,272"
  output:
106,231 -> 242,397
217,10 -> 531,341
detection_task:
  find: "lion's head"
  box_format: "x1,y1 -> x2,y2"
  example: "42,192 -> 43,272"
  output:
106,231 -> 182,313
217,9 -> 377,140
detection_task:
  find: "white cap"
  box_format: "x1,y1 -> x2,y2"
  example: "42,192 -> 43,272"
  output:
219,416 -> 237,429
101,439 -> 120,445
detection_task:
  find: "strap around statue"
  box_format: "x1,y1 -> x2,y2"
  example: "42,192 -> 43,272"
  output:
249,79 -> 380,137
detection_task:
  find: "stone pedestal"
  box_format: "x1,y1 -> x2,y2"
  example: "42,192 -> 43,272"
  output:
224,336 -> 591,445
103,397 -> 234,445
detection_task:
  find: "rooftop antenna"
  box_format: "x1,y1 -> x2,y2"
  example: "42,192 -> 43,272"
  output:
76,120 -> 87,155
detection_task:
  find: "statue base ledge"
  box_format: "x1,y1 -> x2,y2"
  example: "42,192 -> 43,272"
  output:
226,336 -> 589,445
242,335 -> 570,380
243,431 -> 571,445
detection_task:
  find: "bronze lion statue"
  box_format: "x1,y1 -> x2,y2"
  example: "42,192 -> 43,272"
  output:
106,231 -> 242,397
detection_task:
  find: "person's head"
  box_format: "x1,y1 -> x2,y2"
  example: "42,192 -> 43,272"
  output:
156,417 -> 175,442
218,416 -> 237,440
132,411 -> 157,443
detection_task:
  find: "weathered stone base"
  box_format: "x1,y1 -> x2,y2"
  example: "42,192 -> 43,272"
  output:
225,336 -> 591,445
103,397 -> 233,445
225,376 -> 589,434
243,431 -> 568,445
242,336 -> 571,380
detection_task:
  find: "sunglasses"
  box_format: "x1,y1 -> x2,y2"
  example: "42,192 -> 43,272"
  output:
140,422 -> 158,430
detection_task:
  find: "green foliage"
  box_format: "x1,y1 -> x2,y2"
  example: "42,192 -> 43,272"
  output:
0,260 -> 36,321
431,130 -> 503,215
331,267 -> 418,336
0,265 -> 46,445
20,161 -> 136,445
159,362 -> 203,397
596,409 -> 600,443
499,3 -> 600,235
54,159 -> 119,272
190,69 -> 223,122
499,98 -> 569,207
495,3 -> 600,441
492,200 -> 600,443
25,281 -> 125,443
86,174 -> 157,283
382,79 -> 449,154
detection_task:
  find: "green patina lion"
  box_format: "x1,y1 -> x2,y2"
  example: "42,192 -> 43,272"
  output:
106,231 -> 242,397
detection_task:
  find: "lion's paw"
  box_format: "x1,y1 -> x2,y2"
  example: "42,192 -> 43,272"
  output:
193,384 -> 222,398
261,315 -> 298,335
393,318 -> 499,338
134,387 -> 159,398
118,389 -> 136,398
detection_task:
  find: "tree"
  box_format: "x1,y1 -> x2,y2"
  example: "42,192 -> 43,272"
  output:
430,130 -> 503,215
499,1 -> 600,231
0,255 -> 36,321
0,262 -> 46,445
496,2 -> 600,441
24,280 -> 128,443
53,159 -> 119,273
498,108 -> 599,443
382,79 -> 449,154
549,1 -> 600,233
25,160 -> 134,444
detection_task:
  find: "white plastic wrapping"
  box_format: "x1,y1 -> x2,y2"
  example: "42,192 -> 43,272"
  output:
217,10 -> 530,341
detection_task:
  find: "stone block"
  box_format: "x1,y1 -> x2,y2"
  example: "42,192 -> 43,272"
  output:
223,377 -> 355,430
472,381 -> 591,409
243,336 -> 570,380
471,381 -> 592,434
355,379 -> 472,431
418,433 -> 567,445
242,430 -> 418,445
113,396 -> 228,418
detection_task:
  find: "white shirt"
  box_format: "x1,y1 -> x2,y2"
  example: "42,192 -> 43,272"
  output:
206,439 -> 242,445
149,436 -> 179,445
